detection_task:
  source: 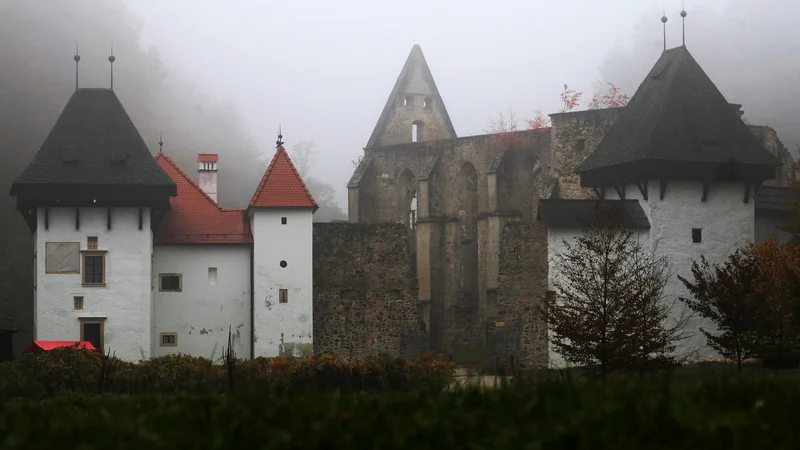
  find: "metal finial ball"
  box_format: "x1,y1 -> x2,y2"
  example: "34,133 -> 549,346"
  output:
108,55 -> 116,63
680,10 -> 687,17
74,54 -> 81,62
661,15 -> 668,23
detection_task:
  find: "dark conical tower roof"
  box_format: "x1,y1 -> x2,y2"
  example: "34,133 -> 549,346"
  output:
576,46 -> 779,187
10,88 -> 176,208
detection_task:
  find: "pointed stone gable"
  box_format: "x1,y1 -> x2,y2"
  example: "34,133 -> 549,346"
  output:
248,146 -> 318,210
9,88 -> 176,206
365,44 -> 457,148
576,46 -> 779,187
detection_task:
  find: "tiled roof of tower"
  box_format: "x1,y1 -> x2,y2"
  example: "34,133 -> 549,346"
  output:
248,146 -> 318,210
197,153 -> 219,163
154,153 -> 252,244
576,46 -> 779,186
10,88 -> 175,191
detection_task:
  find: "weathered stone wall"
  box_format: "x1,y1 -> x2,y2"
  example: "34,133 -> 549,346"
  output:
748,125 -> 796,187
347,131 -> 552,361
493,221 -> 549,370
312,223 -> 427,359
549,108 -> 623,199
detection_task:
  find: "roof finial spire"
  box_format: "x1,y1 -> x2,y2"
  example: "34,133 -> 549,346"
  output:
681,2 -> 688,47
109,44 -> 116,90
276,125 -> 284,148
159,131 -> 164,154
73,43 -> 81,91
661,11 -> 669,51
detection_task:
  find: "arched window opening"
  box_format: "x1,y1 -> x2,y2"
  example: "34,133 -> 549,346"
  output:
458,162 -> 479,244
396,168 -> 417,229
423,97 -> 433,110
412,120 -> 424,143
403,96 -> 412,107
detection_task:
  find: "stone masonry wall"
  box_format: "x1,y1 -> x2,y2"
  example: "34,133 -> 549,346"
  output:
493,221 -> 549,370
549,108 -> 623,199
313,223 -> 427,359
748,125 -> 796,187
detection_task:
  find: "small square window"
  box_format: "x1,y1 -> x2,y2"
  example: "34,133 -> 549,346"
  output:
160,332 -> 177,347
87,236 -> 98,250
692,228 -> 702,243
73,296 -> 84,311
279,289 -> 288,304
281,217 -> 287,225
159,274 -> 182,292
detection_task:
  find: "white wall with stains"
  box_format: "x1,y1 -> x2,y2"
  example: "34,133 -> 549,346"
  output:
646,180 -> 754,362
152,245 -> 251,360
251,208 -> 314,358
34,207 -> 152,362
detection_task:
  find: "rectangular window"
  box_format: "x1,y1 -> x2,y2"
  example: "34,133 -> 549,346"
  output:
82,254 -> 105,285
281,217 -> 287,225
692,228 -> 702,243
87,236 -> 98,250
80,320 -> 104,352
279,289 -> 288,304
160,332 -> 177,347
45,242 -> 80,273
73,296 -> 84,311
159,274 -> 182,292
208,267 -> 217,286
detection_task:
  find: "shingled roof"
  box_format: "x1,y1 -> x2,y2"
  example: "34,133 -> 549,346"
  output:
576,46 -> 779,187
537,199 -> 651,229
248,146 -> 318,211
9,88 -> 176,206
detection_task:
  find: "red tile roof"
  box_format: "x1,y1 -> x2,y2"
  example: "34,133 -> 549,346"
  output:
25,341 -> 98,353
154,153 -> 252,245
249,146 -> 318,209
197,153 -> 219,163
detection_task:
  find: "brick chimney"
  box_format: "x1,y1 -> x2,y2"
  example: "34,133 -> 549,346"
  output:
197,153 -> 219,203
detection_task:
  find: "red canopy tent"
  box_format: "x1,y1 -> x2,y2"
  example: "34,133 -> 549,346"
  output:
24,341 -> 98,354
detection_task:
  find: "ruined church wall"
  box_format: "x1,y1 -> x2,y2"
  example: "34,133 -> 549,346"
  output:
312,223 -> 427,359
748,125 -> 795,187
549,108 -> 623,199
494,221 -> 549,370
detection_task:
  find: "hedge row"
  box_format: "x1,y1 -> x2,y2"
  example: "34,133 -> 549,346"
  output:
1,376 -> 798,449
0,347 -> 455,400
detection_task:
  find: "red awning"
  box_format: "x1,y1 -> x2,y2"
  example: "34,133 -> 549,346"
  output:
24,340 -> 98,353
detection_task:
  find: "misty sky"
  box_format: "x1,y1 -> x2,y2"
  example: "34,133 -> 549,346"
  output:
124,0 -> 734,207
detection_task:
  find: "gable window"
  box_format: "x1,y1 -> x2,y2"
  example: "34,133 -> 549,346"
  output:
159,274 -> 182,292
87,236 -> 98,250
82,252 -> 106,286
80,319 -> 104,352
692,228 -> 702,243
412,120 -> 424,142
279,289 -> 288,304
281,217 -> 287,225
160,332 -> 177,346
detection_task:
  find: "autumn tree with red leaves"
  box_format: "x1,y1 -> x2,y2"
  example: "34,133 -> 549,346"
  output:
680,238 -> 800,371
588,82 -> 630,109
484,108 -> 550,152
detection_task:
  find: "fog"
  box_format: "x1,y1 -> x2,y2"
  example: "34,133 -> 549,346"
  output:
0,0 -> 798,349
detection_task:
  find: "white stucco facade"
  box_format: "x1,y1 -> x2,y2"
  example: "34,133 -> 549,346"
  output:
546,179 -> 758,367
152,245 -> 251,360
251,209 -> 314,357
34,206 -> 153,361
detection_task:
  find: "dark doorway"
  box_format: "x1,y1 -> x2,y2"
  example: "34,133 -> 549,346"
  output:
0,333 -> 12,362
81,322 -> 103,351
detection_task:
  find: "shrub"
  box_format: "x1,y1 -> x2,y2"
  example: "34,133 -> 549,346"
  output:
0,349 -> 455,400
